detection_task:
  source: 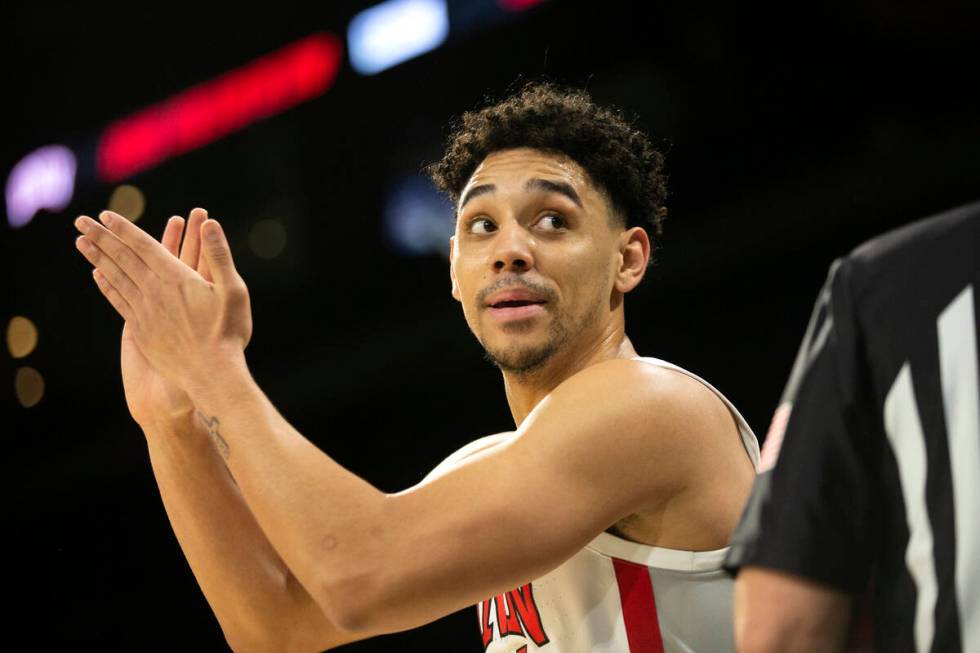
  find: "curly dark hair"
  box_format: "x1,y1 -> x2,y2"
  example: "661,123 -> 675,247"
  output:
427,82 -> 668,242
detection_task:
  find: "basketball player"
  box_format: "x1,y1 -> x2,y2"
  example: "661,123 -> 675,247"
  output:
725,202 -> 979,652
73,84 -> 758,652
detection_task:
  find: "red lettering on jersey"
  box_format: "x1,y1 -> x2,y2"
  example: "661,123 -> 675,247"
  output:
477,583 -> 550,649
495,592 -> 523,637
480,598 -> 493,648
508,583 -> 550,645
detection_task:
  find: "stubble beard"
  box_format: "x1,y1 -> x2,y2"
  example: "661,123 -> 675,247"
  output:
474,276 -> 606,378
480,299 -> 601,377
481,316 -> 570,376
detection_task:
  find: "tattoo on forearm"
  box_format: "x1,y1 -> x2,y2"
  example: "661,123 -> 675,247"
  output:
196,410 -> 230,460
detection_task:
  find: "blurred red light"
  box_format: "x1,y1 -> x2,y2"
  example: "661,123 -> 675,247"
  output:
499,0 -> 545,11
97,33 -> 343,182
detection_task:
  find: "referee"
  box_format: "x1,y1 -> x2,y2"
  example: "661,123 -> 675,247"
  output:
725,202 -> 979,652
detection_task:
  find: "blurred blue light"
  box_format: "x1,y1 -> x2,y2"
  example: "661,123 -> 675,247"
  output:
348,0 -> 449,75
383,176 -> 454,256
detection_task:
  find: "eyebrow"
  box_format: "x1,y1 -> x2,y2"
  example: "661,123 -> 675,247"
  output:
458,184 -> 496,212
458,178 -> 583,212
525,178 -> 583,208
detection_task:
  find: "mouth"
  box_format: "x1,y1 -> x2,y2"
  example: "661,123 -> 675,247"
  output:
486,299 -> 547,321
490,299 -> 546,309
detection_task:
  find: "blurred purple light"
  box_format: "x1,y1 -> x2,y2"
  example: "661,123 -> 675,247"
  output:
5,145 -> 77,228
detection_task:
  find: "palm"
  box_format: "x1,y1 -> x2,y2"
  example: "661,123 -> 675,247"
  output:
121,321 -> 193,427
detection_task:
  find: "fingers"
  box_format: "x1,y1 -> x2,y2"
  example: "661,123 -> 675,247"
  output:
161,216 -> 185,256
180,208 -> 208,271
75,230 -> 144,308
90,210 -> 183,277
75,214 -> 157,289
199,219 -> 239,287
199,256 -> 214,283
92,268 -> 136,322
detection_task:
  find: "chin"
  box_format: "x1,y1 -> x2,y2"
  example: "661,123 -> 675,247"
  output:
483,343 -> 558,375
475,308 -> 579,375
481,326 -> 567,375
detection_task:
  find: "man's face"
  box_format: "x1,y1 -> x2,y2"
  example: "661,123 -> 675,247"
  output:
449,148 -> 626,375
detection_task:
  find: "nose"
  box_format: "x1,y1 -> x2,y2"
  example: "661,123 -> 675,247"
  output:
491,221 -> 534,273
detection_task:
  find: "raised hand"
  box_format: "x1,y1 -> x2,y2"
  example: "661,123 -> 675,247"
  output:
112,210 -> 203,428
76,208 -> 252,419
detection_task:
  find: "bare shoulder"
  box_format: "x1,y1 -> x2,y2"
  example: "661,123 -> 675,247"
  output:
563,359 -> 754,547
511,358 -> 740,506
542,357 -> 736,445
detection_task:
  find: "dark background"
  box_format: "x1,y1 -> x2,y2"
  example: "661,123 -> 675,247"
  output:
4,0 -> 978,649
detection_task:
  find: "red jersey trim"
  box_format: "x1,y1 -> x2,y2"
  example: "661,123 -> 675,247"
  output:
613,557 -> 665,653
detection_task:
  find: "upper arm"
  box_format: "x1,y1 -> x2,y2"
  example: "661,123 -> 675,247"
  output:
735,567 -> 852,653
341,359 -> 726,633
419,432 -> 513,484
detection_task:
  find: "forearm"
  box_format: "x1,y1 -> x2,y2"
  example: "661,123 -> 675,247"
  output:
185,355 -> 391,631
144,414 -> 356,651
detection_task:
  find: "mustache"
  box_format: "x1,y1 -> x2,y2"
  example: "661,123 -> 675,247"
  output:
477,276 -> 557,305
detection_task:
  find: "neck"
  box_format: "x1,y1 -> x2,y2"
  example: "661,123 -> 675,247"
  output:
502,326 -> 638,426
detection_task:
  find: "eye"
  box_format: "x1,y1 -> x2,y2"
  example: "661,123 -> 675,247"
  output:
536,214 -> 567,231
467,217 -> 496,235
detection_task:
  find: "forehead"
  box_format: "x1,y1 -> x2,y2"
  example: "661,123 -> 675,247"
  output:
460,148 -> 596,201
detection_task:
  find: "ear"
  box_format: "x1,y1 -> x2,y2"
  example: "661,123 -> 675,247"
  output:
449,236 -> 461,301
614,227 -> 650,293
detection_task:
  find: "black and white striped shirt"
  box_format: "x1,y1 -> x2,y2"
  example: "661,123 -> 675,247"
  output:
725,202 -> 980,652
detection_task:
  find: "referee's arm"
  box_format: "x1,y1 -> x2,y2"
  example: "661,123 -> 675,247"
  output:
734,567 -> 852,652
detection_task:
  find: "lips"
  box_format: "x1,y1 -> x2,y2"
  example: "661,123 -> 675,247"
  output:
489,298 -> 546,308
485,288 -> 548,308
487,302 -> 547,321
484,287 -> 549,322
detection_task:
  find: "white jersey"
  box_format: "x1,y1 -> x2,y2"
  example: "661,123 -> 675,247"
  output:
464,357 -> 760,653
